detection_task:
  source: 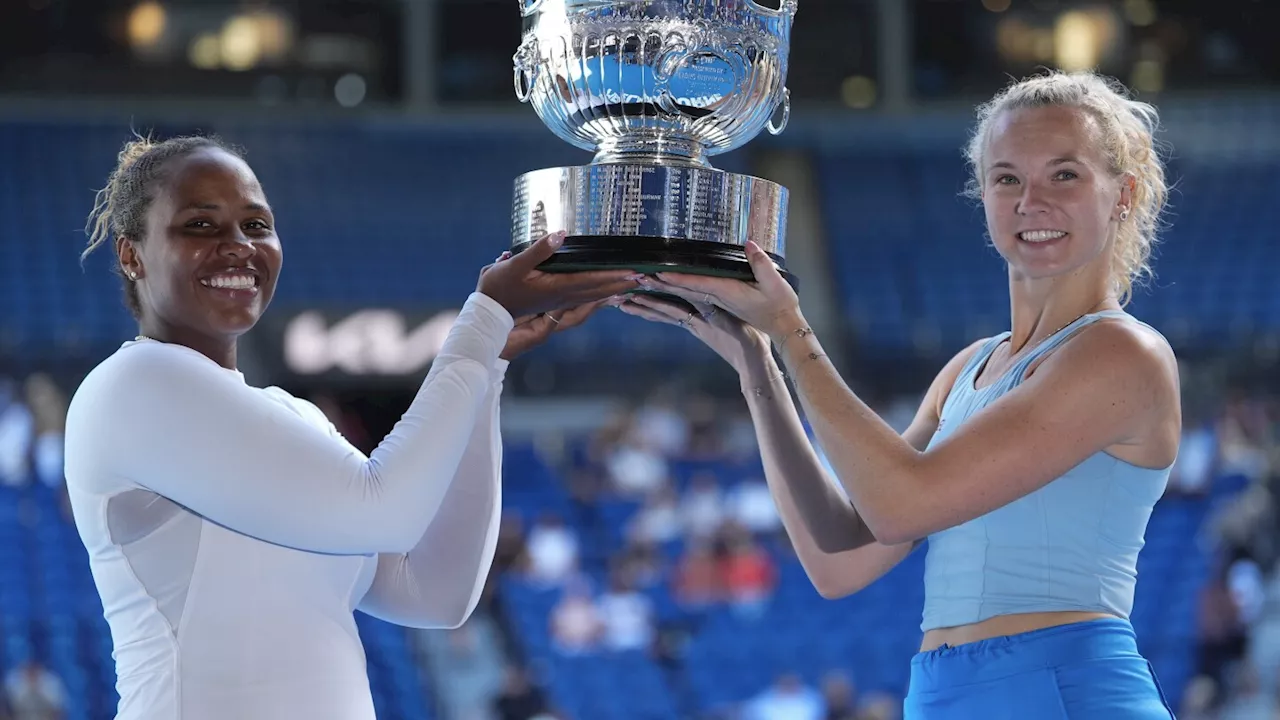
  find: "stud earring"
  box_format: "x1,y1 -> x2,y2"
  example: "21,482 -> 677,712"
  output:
1119,210 -> 1129,222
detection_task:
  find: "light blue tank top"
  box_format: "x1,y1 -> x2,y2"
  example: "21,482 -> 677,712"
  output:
920,310 -> 1173,632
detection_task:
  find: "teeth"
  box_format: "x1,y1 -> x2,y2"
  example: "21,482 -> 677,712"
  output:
1019,230 -> 1067,243
202,273 -> 256,290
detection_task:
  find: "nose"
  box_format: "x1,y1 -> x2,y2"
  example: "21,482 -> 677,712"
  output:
1016,181 -> 1051,215
217,231 -> 257,260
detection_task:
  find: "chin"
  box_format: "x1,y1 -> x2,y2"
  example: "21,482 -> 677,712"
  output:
208,310 -> 264,338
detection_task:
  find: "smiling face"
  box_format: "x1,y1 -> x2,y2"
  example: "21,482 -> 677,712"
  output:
118,148 -> 281,346
980,105 -> 1132,286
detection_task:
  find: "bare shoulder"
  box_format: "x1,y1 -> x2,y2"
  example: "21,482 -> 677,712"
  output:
1032,317 -> 1181,464
1037,317 -> 1178,395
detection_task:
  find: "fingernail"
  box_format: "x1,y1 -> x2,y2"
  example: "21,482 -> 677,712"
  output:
605,295 -> 625,306
549,231 -> 566,248
626,273 -> 646,281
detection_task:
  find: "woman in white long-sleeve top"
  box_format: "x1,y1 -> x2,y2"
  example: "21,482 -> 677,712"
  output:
66,135 -> 639,720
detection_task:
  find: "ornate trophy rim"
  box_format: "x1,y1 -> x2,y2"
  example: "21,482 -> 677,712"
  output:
513,0 -> 797,165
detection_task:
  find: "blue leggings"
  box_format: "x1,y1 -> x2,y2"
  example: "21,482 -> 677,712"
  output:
905,618 -> 1176,719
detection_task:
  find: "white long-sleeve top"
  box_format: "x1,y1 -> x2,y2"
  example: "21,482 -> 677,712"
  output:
64,292 -> 514,720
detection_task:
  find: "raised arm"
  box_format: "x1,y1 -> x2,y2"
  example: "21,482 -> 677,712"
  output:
358,359 -> 507,629
774,316 -> 1178,545
638,246 -> 1179,549
738,339 -> 985,599
66,292 -> 513,556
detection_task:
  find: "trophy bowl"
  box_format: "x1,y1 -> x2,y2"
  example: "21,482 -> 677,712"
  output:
510,0 -> 798,286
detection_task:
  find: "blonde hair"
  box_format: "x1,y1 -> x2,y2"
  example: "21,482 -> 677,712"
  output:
84,133 -> 242,317
963,70 -> 1169,306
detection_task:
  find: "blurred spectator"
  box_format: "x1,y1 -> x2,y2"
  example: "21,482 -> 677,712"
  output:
1210,482 -> 1278,570
1217,396 -> 1272,482
0,377 -> 32,488
616,539 -> 663,589
682,472 -> 724,540
682,394 -> 724,459
549,577 -> 602,654
597,570 -> 654,652
492,665 -> 553,720
632,392 -> 690,457
1217,662 -> 1278,720
3,661 -> 65,720
1178,675 -> 1218,720
819,671 -> 859,720
1198,563 -> 1250,699
726,477 -> 780,535
672,538 -> 721,608
743,673 -> 824,720
719,527 -> 776,617
721,409 -> 760,462
23,374 -> 65,489
605,427 -> 668,497
414,615 -> 505,720
857,693 -> 902,720
495,512 -> 529,574
1169,414 -> 1219,497
524,513 -> 579,586
628,484 -> 682,544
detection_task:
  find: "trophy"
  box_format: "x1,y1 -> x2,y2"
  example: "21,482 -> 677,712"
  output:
510,0 -> 798,286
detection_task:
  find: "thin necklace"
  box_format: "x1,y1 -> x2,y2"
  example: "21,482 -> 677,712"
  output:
1000,306 -> 1108,364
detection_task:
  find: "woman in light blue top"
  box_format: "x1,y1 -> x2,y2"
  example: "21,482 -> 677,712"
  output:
622,70 -> 1180,718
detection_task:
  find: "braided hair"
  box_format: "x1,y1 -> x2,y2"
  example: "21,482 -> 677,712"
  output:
84,134 -> 244,317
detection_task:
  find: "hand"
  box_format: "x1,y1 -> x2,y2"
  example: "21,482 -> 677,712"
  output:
477,232 -> 641,318
501,297 -> 617,361
633,240 -> 803,342
617,290 -> 770,375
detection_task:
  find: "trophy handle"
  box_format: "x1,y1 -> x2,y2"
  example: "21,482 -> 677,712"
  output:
767,87 -> 791,135
513,40 -> 540,104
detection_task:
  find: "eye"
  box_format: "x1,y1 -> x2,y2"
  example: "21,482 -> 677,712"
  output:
244,219 -> 272,232
1053,170 -> 1079,181
994,175 -> 1018,185
185,219 -> 214,229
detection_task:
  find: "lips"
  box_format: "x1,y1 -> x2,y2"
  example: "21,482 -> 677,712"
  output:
1018,229 -> 1068,243
199,267 -> 261,294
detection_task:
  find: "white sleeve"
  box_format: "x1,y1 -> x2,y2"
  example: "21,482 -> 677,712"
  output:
65,292 -> 514,556
358,358 -> 506,629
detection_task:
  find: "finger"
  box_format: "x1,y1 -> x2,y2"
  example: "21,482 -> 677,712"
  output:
617,300 -> 691,329
647,271 -> 740,296
634,279 -> 719,312
743,240 -> 788,287
535,268 -> 643,290
512,314 -> 539,326
555,298 -> 611,330
559,278 -> 646,307
506,231 -> 567,270
628,295 -> 702,329
627,293 -> 692,318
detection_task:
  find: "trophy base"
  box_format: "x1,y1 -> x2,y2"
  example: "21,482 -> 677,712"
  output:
511,163 -> 794,287
509,234 -> 798,289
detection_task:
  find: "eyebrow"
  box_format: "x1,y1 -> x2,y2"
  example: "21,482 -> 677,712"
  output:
988,156 -> 1082,171
179,202 -> 271,213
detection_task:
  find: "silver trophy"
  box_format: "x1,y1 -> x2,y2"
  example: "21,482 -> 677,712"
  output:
511,0 -> 797,285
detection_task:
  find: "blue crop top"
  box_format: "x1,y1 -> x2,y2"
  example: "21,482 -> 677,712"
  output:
920,310 -> 1173,632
